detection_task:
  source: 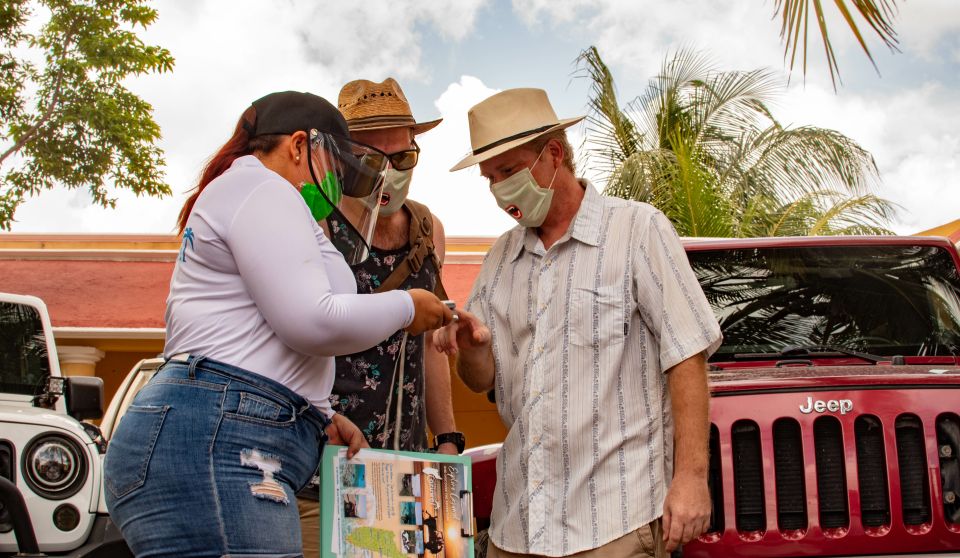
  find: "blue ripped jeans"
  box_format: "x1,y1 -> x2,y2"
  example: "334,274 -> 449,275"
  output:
104,355 -> 330,558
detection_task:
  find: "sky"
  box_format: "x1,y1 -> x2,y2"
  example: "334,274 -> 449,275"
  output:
8,0 -> 960,237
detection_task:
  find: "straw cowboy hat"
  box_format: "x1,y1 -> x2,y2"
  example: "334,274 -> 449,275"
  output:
337,78 -> 441,135
450,88 -> 584,171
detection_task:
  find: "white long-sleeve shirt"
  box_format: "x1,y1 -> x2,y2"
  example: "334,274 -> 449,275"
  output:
164,155 -> 413,416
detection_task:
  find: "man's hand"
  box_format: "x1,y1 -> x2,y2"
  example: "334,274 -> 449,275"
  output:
325,413 -> 369,459
432,309 -> 495,393
435,442 -> 459,456
662,472 -> 711,552
663,352 -> 711,551
432,309 -> 490,356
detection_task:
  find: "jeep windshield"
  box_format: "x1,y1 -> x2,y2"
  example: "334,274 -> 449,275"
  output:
0,300 -> 50,395
687,243 -> 960,362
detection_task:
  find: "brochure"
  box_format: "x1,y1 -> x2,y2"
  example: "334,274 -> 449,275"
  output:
318,445 -> 475,558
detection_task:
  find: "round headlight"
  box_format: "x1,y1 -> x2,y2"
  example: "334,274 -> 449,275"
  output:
22,434 -> 87,500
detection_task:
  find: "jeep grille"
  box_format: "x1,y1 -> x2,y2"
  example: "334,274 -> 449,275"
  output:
772,419 -> 806,530
0,442 -> 10,482
0,441 -> 12,533
854,415 -> 890,527
814,416 -> 849,529
711,412 -> 950,534
896,415 -> 932,525
937,413 -> 960,523
695,396 -> 960,557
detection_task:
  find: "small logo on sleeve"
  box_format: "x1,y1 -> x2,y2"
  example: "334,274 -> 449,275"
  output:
179,227 -> 195,262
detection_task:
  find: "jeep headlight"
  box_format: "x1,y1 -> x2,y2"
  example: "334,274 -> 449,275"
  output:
22,434 -> 87,499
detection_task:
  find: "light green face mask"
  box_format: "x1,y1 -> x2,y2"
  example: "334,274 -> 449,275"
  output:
360,168 -> 412,216
490,147 -> 558,228
300,170 -> 342,221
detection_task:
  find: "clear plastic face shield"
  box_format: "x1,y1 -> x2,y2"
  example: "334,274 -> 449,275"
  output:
305,129 -> 388,265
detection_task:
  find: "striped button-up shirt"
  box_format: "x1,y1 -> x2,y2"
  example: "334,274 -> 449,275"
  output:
466,181 -> 721,556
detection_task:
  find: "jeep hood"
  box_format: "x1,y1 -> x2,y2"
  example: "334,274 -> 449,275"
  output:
0,405 -> 95,441
709,363 -> 960,394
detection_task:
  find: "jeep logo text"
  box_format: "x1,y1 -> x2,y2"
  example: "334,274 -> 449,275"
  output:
799,396 -> 853,415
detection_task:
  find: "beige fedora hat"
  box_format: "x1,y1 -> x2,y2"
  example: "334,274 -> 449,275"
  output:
450,88 -> 584,171
338,78 -> 442,135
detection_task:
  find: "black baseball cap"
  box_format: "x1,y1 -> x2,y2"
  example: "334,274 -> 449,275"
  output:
245,91 -> 349,138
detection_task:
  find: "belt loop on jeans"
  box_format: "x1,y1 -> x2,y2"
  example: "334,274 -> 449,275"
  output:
186,355 -> 206,379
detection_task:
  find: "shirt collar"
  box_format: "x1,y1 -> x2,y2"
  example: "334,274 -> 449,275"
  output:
569,180 -> 603,247
232,154 -> 262,169
507,179 -> 603,262
506,227 -> 528,262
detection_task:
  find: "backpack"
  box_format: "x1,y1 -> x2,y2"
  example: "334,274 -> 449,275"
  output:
372,199 -> 448,299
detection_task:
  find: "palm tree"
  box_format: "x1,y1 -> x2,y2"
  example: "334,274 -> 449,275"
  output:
578,46 -> 897,238
774,0 -> 900,89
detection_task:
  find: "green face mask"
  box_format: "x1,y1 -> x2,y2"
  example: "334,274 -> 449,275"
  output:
300,170 -> 342,221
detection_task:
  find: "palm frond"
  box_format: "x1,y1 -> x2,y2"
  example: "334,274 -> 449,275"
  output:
576,47 -> 642,182
806,191 -> 898,235
664,133 -> 735,237
774,0 -> 901,89
583,46 -> 895,238
739,125 -> 879,202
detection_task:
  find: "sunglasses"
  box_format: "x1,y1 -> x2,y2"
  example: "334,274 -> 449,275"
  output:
349,140 -> 420,171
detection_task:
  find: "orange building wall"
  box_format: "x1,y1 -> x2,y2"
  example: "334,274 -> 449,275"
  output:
432,262 -> 508,447
0,234 -> 506,450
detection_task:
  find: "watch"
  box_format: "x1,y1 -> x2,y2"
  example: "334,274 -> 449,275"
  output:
433,432 -> 466,454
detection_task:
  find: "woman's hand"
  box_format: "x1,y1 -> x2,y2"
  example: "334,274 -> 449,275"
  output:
325,413 -> 369,459
404,289 -> 454,336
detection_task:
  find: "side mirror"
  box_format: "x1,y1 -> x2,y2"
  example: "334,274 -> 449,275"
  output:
65,376 -> 104,421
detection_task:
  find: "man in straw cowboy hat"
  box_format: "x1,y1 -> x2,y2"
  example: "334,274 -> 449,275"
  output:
433,88 -> 722,558
296,78 -> 462,556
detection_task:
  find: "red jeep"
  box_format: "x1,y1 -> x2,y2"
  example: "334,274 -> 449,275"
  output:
467,235 -> 960,557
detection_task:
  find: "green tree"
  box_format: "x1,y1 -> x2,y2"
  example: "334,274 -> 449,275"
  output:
0,0 -> 173,230
774,0 -> 900,89
579,46 -> 897,237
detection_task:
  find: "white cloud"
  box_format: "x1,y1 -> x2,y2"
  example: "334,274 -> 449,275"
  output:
778,81 -> 960,234
8,0 -> 488,233
411,76 -> 517,236
415,76 -> 600,237
10,185 -> 181,233
894,0 -> 960,59
512,0 -> 804,84
508,0 -> 960,234
510,0 -> 960,95
5,0 -> 957,236
293,0 -> 486,84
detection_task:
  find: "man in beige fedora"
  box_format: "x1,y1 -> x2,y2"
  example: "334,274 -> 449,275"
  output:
297,78 -> 462,556
434,88 -> 722,558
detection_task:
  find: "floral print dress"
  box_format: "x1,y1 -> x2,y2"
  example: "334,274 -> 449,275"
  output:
326,211 -> 440,452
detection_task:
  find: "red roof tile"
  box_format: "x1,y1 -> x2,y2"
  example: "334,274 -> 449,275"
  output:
0,259 -> 481,329
0,260 -> 173,328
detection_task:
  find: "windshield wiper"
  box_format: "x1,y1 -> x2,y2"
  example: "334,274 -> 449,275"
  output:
734,344 -> 886,364
782,345 -> 886,364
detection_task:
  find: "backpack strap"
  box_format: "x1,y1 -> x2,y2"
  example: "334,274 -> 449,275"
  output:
373,199 -> 448,299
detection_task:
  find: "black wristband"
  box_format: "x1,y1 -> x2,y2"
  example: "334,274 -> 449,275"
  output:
433,431 -> 465,454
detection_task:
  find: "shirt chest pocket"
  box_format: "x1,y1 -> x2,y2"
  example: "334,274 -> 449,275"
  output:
570,284 -> 627,347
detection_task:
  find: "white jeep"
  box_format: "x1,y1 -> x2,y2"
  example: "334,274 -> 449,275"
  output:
0,293 -> 130,557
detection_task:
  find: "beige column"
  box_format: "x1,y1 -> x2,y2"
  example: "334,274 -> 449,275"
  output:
57,346 -> 105,377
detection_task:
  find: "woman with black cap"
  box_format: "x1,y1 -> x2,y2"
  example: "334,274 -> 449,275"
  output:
103,91 -> 453,557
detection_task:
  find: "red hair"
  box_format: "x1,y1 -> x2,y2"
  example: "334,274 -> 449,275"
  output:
177,106 -> 284,233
